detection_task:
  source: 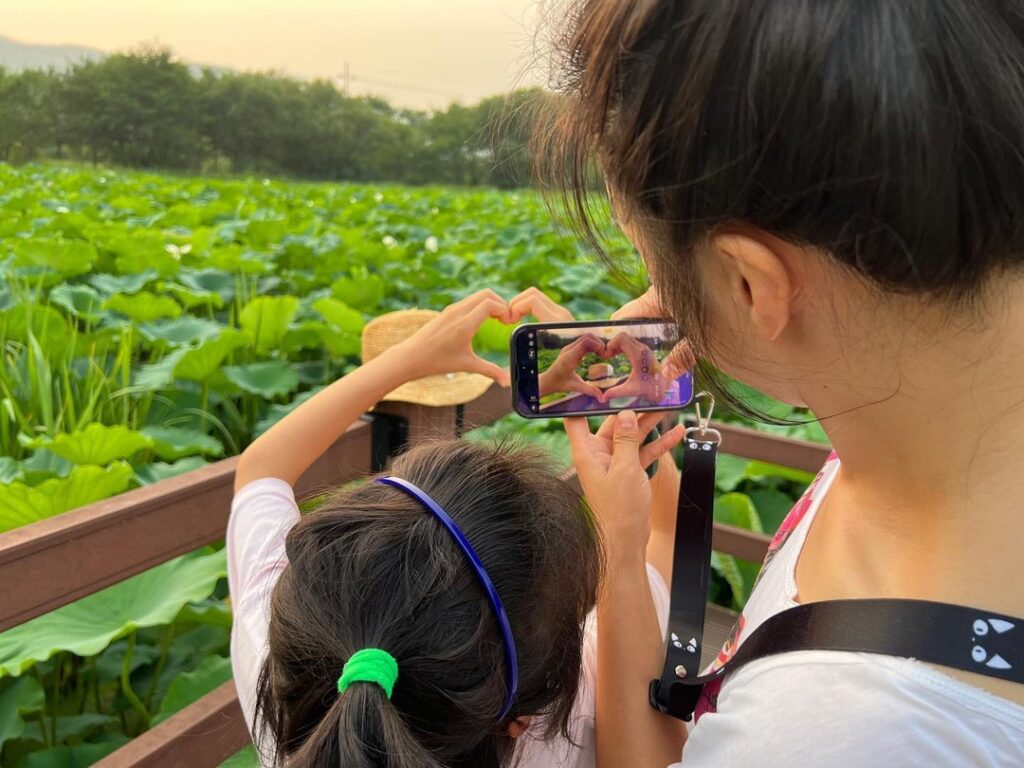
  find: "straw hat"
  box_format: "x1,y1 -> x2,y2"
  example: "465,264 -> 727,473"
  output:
361,308 -> 495,407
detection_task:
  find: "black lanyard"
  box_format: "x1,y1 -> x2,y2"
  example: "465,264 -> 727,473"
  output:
650,404 -> 1024,722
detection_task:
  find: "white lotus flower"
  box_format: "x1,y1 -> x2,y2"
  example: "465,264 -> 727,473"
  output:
382,235 -> 397,248
425,236 -> 439,253
164,243 -> 192,261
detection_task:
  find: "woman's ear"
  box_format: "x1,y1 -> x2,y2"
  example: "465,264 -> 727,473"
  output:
710,233 -> 798,342
505,715 -> 533,738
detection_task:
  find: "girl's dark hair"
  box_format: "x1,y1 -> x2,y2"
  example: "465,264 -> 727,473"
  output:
538,0 -> 1024,412
253,439 -> 601,768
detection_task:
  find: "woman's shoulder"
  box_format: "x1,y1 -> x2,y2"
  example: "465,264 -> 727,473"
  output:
681,650 -> 1024,767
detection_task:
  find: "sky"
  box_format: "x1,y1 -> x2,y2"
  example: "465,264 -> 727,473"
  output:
0,0 -> 550,109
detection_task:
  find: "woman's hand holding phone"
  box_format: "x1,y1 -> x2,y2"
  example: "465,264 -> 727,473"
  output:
565,411 -> 685,560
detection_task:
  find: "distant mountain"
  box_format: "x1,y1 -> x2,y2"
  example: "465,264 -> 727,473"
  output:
0,36 -> 228,77
0,35 -> 104,72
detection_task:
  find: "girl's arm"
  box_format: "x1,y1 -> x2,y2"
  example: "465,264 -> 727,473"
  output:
566,411 -> 688,768
235,290 -> 512,492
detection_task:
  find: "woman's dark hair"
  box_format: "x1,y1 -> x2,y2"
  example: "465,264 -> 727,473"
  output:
537,0 -> 1024,413
253,439 -> 601,768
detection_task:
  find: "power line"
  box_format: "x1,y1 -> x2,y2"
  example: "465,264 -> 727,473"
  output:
333,65 -> 461,100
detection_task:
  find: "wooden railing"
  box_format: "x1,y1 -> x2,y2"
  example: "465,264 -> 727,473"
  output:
0,386 -> 830,767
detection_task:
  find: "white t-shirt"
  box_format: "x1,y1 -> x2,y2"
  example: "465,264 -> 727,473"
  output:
677,454 -> 1024,767
226,476 -> 670,768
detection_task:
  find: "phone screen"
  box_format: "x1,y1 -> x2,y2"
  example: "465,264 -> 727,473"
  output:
511,320 -> 694,418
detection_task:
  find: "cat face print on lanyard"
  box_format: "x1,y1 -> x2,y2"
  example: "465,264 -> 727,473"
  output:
972,617 -> 1015,671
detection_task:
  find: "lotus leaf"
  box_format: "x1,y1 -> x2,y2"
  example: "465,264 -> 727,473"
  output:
13,239 -> 96,278
103,292 -> 182,323
713,492 -> 764,534
330,273 -> 384,312
173,328 -> 250,382
132,349 -> 187,390
140,426 -> 224,460
89,271 -> 158,296
0,463 -> 135,533
748,489 -> 796,535
312,297 -> 364,333
21,424 -> 154,466
0,456 -> 25,484
134,456 -> 209,485
713,455 -> 752,493
48,283 -> 103,322
138,316 -> 225,347
239,296 -> 299,354
223,361 -> 300,398
107,233 -> 180,277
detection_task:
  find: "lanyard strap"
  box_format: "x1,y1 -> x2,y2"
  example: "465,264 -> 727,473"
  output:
650,407 -> 1024,722
649,431 -> 719,719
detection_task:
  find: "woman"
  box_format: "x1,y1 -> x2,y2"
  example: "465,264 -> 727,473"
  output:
544,0 -> 1024,765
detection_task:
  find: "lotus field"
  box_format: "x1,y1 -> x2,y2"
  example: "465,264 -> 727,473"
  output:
0,163 -> 825,765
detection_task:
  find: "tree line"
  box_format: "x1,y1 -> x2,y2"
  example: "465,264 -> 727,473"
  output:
0,47 -> 542,187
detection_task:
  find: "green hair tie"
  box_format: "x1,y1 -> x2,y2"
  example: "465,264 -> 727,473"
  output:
337,648 -> 399,699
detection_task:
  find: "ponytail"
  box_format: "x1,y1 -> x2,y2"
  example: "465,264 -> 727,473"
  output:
286,684 -> 443,768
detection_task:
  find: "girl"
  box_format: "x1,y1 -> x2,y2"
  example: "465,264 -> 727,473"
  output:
543,0 -> 1024,765
227,287 -> 685,767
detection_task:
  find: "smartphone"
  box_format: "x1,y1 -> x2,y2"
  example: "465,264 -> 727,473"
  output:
510,319 -> 694,418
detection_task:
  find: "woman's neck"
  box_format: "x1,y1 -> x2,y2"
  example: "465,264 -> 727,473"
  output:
798,281 -> 1024,610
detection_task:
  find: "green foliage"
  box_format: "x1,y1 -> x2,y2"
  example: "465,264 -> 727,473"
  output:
0,49 -> 544,187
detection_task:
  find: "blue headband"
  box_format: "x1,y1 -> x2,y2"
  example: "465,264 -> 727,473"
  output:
375,476 -> 519,720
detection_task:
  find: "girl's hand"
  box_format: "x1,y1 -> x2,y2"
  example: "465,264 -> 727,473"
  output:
508,286 -> 573,323
565,411 -> 685,561
392,289 -> 513,386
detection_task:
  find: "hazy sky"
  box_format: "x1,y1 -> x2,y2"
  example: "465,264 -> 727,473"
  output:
1,0 -> 549,109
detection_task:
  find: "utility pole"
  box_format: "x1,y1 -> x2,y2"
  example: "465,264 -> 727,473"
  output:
343,61 -> 351,94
